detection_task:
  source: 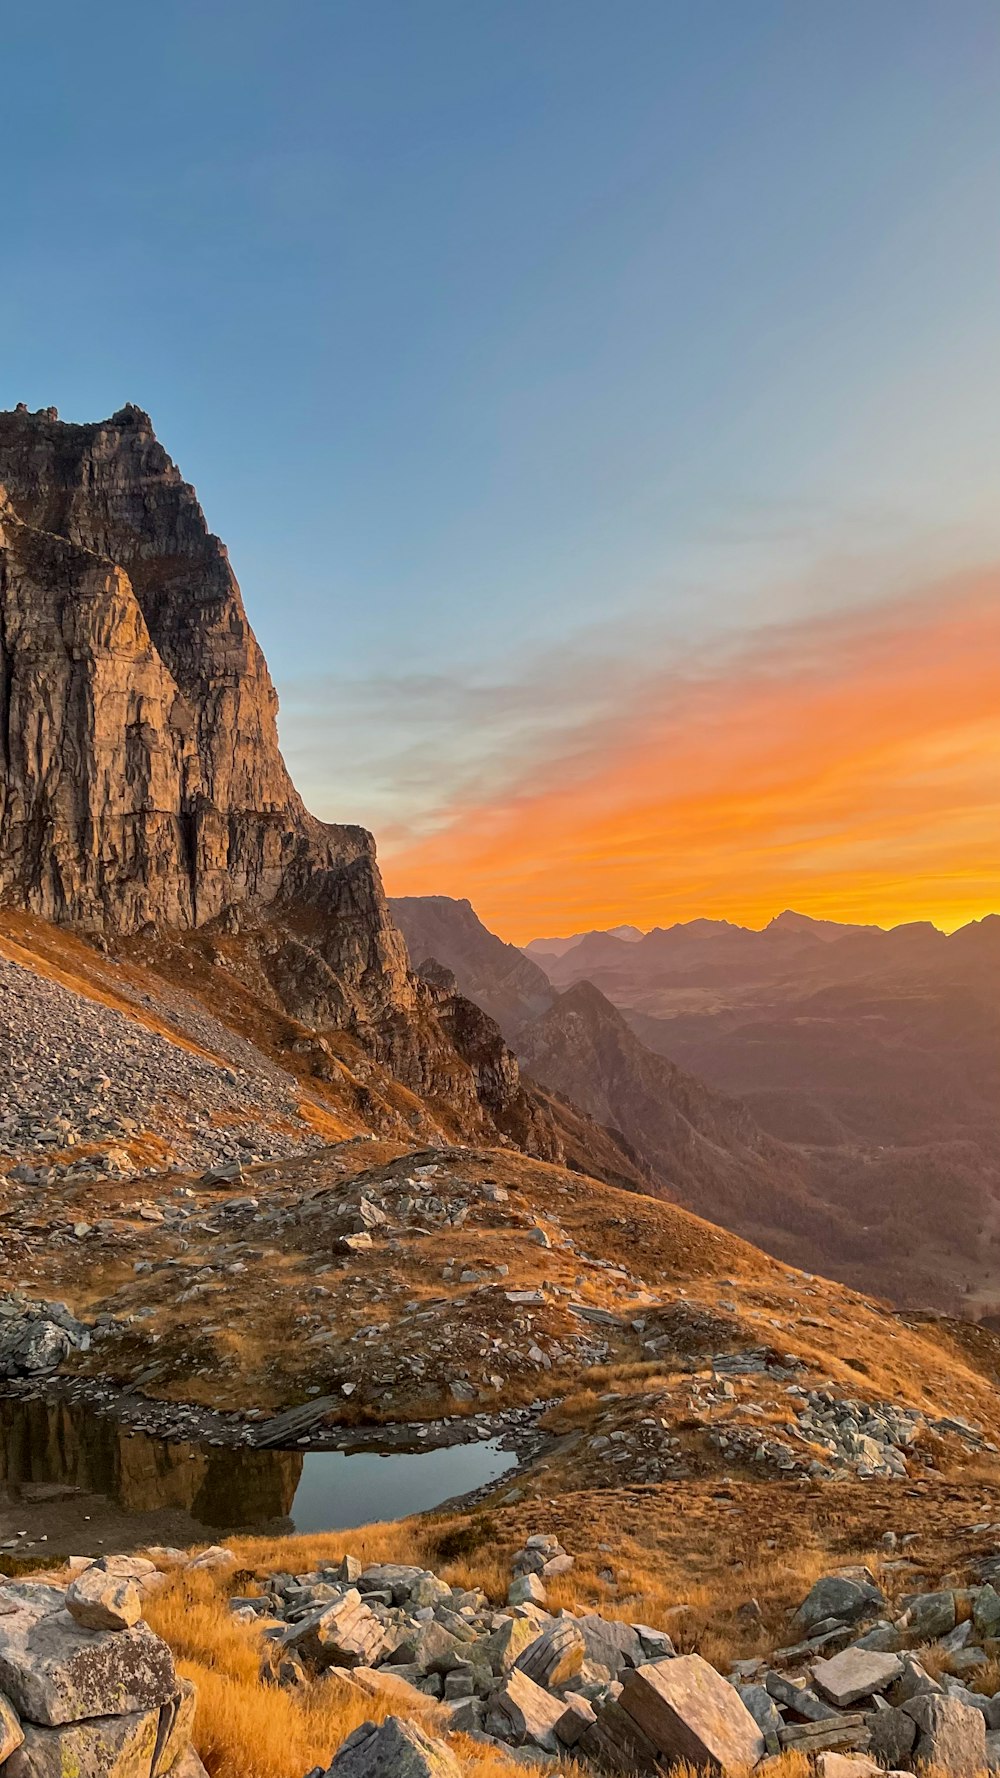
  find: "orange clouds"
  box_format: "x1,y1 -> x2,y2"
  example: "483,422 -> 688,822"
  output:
381,571 -> 1000,942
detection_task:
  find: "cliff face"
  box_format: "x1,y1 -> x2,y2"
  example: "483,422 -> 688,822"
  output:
0,405 -> 560,1154
0,403 -> 356,930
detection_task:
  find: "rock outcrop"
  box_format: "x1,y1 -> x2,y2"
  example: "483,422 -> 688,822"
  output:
0,1570 -> 205,1778
0,406 -> 557,1150
390,895 -> 554,1041
0,404 -> 323,931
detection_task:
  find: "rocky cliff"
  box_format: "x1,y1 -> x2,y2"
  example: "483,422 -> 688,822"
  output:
390,894 -> 554,1041
0,405 -> 555,1151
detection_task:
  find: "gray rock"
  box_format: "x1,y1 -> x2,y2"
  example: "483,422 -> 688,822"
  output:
0,1321 -> 71,1379
738,1683 -> 783,1754
515,1619 -> 585,1690
282,1592 -> 385,1671
867,1705 -> 917,1768
975,1585 -> 1000,1639
899,1589 -> 956,1640
889,1654 -> 943,1704
507,1574 -> 546,1608
811,1647 -> 903,1708
4,1706 -> 160,1778
386,1621 -> 467,1677
765,1671 -> 844,1721
65,1565 -> 142,1633
324,1716 -> 462,1777
488,1668 -> 567,1751
0,1590 -> 176,1728
164,1751 -> 209,1778
0,1692 -> 24,1764
902,1693 -> 987,1777
618,1654 -> 765,1770
576,1613 -> 646,1674
794,1577 -> 883,1633
553,1692 -> 597,1746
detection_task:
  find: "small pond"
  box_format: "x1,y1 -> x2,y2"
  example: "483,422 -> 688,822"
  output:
0,1396 -> 518,1557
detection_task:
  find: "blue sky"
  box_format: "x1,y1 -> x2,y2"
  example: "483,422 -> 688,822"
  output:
3,1 -> 999,915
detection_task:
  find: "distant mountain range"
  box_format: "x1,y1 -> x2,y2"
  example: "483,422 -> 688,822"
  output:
390,896 -> 1000,1312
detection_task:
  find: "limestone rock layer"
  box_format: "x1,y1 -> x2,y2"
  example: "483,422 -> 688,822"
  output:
0,405 -> 558,1151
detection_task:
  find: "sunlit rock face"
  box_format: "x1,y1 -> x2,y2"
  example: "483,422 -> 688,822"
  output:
0,405 -> 558,1149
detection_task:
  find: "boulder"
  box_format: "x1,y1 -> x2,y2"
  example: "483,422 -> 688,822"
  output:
164,1752 -> 209,1778
387,1621 -> 466,1677
283,1591 -> 385,1671
618,1654 -> 765,1770
794,1577 -> 884,1632
154,1680 -> 197,1773
323,1716 -> 462,1776
889,1654 -> 943,1704
65,1565 -> 142,1633
350,1668 -> 430,1710
765,1671 -> 837,1721
902,1693 -> 987,1777
488,1667 -> 567,1752
576,1613 -> 646,1674
975,1585 -> 1000,1639
515,1619 -> 585,1689
0,1592 -> 176,1728
814,1756 -> 879,1778
578,1696 -> 664,1773
899,1589 -> 956,1640
553,1692 -> 597,1746
0,1693 -> 24,1763
482,1617 -> 544,1675
777,1714 -> 870,1755
184,1547 -> 235,1573
811,1647 -> 903,1708
867,1706 -> 917,1769
507,1574 -> 546,1608
0,1321 -> 71,1379
356,1567 -> 425,1605
3,1706 -> 160,1778
737,1682 -> 783,1754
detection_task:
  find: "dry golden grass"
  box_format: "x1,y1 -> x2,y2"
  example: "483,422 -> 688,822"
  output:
144,1564 -> 585,1778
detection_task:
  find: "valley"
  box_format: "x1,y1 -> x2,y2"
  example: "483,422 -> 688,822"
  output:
1,405 -> 999,1778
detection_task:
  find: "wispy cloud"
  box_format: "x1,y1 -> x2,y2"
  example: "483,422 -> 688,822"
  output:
361,568 -> 1000,942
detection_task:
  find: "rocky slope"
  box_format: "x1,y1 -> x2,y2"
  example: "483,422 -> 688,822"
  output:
401,894 -> 1000,1309
0,407 -> 562,1159
382,894 -> 866,1274
533,910 -> 1000,1310
391,897 -> 554,1042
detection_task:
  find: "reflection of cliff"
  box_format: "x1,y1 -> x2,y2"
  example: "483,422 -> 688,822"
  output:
0,1399 -> 301,1527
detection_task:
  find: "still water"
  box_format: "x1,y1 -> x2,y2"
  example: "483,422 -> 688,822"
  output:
0,1397 -> 517,1545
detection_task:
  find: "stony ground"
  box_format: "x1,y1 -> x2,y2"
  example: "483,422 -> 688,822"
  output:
5,1137 -> 1000,1500
20,1491 -> 1000,1778
0,946 -> 331,1182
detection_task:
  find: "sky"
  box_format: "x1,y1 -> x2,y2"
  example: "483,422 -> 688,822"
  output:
2,1 -> 998,942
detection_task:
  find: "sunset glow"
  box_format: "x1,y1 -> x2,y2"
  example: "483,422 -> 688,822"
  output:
383,573 -> 1000,942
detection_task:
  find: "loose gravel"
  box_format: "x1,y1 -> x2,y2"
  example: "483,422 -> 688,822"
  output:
0,952 -> 325,1178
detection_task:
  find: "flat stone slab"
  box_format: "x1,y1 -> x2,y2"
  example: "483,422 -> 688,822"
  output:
0,1591 -> 176,1728
619,1654 -> 765,1770
812,1647 -> 903,1708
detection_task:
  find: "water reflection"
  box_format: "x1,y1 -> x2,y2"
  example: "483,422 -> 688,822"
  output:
0,1398 -> 517,1536
0,1397 -> 301,1526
